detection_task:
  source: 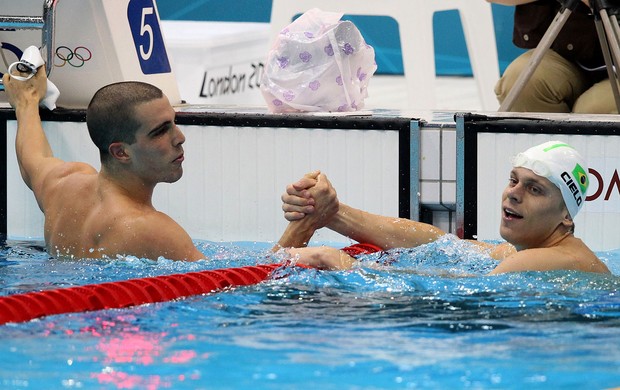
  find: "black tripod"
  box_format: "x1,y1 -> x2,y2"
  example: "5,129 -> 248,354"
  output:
500,0 -> 620,113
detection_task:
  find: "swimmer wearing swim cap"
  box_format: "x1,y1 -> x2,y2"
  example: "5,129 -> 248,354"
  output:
497,140 -> 593,258
512,141 -> 589,219
278,141 -> 610,275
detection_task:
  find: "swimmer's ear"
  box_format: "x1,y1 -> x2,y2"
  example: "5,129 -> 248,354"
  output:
109,142 -> 130,162
560,211 -> 574,231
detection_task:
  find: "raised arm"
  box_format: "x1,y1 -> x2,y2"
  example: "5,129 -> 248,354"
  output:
276,171 -> 338,249
326,204 -> 445,250
279,171 -> 445,250
3,69 -> 66,196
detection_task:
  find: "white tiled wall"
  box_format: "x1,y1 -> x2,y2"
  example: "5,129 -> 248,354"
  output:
6,121 -> 400,245
7,117 -> 464,244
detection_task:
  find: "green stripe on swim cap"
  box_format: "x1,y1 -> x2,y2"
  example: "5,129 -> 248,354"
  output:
542,143 -> 573,153
515,140 -> 588,219
573,163 -> 589,194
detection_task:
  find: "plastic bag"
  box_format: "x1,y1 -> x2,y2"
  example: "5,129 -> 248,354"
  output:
261,8 -> 377,113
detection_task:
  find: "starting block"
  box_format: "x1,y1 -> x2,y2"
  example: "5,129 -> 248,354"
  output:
0,0 -> 180,108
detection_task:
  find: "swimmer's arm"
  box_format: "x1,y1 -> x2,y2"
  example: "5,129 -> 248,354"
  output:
275,218 -> 317,251
5,70 -> 67,194
5,70 -> 97,211
279,171 -> 443,250
276,172 -> 339,250
286,246 -> 356,270
326,203 -> 446,250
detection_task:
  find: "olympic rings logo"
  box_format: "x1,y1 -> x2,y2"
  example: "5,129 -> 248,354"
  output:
54,46 -> 92,68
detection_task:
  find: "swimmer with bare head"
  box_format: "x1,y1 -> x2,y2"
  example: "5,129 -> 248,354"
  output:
3,67 -> 206,260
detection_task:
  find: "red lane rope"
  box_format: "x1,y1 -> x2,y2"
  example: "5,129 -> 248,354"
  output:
0,243 -> 381,325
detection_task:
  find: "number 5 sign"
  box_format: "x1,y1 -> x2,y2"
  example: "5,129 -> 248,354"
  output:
1,0 -> 180,107
127,0 -> 171,75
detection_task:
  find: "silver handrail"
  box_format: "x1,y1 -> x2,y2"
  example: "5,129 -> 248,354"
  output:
0,0 -> 59,90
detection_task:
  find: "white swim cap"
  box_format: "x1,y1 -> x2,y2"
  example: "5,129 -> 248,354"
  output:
512,141 -> 589,219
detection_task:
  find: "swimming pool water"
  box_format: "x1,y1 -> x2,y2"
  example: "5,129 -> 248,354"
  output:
0,236 -> 619,389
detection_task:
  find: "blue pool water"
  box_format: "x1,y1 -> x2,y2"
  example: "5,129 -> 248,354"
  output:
0,236 -> 619,389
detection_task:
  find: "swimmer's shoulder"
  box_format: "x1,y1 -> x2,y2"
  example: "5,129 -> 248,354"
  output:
52,161 -> 98,179
489,242 -> 516,260
35,162 -> 98,211
41,161 -> 97,194
465,240 -> 515,260
490,238 -> 610,274
560,236 -> 610,274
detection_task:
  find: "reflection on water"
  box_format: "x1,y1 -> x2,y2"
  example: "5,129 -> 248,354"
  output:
0,237 -> 619,389
81,315 -> 203,388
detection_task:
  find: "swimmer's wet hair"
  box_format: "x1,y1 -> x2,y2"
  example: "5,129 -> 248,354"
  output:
86,81 -> 163,162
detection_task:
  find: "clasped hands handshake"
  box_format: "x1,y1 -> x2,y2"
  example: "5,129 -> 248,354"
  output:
281,170 -> 339,230
277,171 -> 361,270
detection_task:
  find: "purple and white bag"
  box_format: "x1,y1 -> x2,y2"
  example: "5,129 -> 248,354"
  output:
262,8 -> 377,113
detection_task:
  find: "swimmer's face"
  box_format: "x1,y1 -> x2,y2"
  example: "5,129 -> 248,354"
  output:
499,167 -> 570,250
125,96 -> 186,184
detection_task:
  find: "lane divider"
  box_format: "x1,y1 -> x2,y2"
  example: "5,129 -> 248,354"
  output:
0,243 -> 381,325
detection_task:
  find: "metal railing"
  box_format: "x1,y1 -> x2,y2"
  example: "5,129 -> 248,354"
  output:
0,0 -> 59,91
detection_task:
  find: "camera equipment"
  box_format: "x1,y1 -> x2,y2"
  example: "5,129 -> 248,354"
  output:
500,0 -> 620,112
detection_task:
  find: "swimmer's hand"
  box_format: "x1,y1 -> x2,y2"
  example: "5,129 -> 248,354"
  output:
282,171 -> 339,230
2,65 -> 47,109
287,246 -> 356,270
282,170 -> 320,221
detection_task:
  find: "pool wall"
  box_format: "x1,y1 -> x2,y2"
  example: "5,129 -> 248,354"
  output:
2,109 -> 414,244
3,109 -> 620,251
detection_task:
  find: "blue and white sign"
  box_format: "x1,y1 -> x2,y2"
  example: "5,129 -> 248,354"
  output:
127,0 -> 171,75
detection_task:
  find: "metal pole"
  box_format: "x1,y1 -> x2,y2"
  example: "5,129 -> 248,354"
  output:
595,15 -> 620,112
0,0 -> 59,90
498,6 -> 574,111
592,0 -> 620,112
42,0 -> 59,78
